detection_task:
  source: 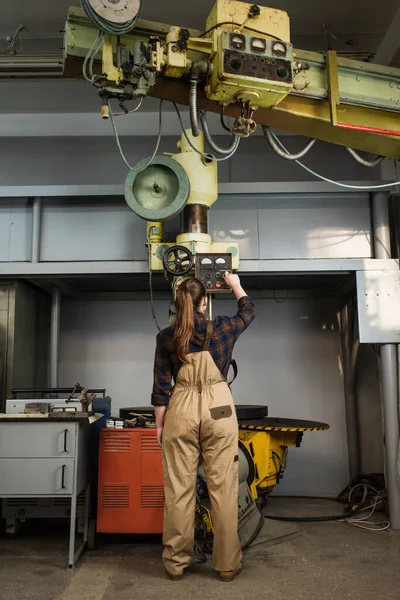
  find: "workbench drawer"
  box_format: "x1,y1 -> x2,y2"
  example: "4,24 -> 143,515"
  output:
0,458 -> 74,496
0,422 -> 76,458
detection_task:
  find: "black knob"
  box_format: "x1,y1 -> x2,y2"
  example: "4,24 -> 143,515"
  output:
230,58 -> 242,70
249,5 -> 261,17
277,67 -> 288,79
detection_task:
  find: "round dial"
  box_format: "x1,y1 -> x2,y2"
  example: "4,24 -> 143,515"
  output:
272,41 -> 287,56
251,37 -> 266,53
230,34 -> 246,50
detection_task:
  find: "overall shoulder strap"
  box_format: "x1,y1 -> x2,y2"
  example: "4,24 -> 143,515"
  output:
202,320 -> 214,351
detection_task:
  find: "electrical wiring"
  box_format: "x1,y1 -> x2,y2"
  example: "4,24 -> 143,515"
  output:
0,25 -> 24,55
137,100 -> 164,173
268,129 -> 400,190
265,482 -> 390,529
82,30 -> 104,84
108,102 -> 134,170
173,103 -> 240,162
346,147 -> 385,168
108,99 -> 163,171
200,21 -> 283,41
339,483 -> 390,532
113,98 -> 143,116
81,0 -> 142,36
199,110 -> 239,155
263,126 -> 317,160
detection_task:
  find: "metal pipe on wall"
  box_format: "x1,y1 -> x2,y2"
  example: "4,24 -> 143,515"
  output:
31,197 -> 41,263
50,287 -> 61,388
372,191 -> 400,529
373,192 -> 392,259
380,344 -> 400,528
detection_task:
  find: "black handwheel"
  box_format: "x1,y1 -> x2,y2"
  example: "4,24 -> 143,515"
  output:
162,245 -> 194,276
87,518 -> 97,551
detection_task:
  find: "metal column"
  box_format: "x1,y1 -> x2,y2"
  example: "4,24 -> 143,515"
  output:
372,191 -> 400,529
50,287 -> 61,388
373,192 -> 392,258
31,197 -> 41,263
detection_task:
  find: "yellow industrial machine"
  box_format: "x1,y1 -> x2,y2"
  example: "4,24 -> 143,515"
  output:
65,0 -> 400,157
60,0 -> 348,548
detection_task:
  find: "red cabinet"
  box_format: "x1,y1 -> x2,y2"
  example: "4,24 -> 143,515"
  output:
97,428 -> 164,534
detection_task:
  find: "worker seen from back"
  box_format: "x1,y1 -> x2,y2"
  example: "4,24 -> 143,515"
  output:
152,272 -> 256,582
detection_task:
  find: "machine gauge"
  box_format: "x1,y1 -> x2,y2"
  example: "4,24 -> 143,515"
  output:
230,33 -> 246,50
272,41 -> 287,56
215,257 -> 228,267
251,37 -> 266,53
200,257 -> 213,268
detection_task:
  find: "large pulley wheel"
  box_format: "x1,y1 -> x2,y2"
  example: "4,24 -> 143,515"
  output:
85,0 -> 141,23
124,155 -> 190,221
163,245 -> 194,276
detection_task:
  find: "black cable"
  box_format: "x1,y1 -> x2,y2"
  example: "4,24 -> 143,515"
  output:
264,504 -> 366,523
200,21 -> 283,41
220,106 -> 232,133
272,495 -> 347,503
149,268 -> 162,332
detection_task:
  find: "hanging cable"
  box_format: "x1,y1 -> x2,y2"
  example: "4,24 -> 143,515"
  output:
346,147 -> 385,168
0,25 -> 24,55
138,100 -> 163,172
108,102 -> 135,170
220,106 -> 232,133
82,30 -> 103,84
109,99 -> 163,171
81,0 -> 142,35
114,98 -> 143,116
263,126 -> 317,160
199,110 -> 239,155
268,129 -> 400,190
173,103 -> 240,162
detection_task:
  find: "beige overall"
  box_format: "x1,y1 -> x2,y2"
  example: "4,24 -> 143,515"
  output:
162,321 -> 242,576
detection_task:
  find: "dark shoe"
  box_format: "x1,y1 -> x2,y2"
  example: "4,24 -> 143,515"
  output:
165,569 -> 183,581
219,563 -> 242,582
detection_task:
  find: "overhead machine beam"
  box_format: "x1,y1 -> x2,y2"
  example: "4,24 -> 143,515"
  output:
62,3 -> 400,158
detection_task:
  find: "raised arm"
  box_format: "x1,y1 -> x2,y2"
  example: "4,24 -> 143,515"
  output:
222,272 -> 256,339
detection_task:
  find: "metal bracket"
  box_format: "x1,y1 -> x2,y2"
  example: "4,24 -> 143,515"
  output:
326,49 -> 339,126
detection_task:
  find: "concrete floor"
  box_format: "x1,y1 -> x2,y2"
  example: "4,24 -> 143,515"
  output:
1,499 -> 399,600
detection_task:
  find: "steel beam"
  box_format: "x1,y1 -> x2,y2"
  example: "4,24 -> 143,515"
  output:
0,259 -> 398,278
60,8 -> 400,159
50,287 -> 61,388
371,190 -> 400,529
31,197 -> 41,264
0,182 -> 390,198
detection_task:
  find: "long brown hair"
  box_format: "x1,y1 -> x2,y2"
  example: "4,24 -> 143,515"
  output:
174,278 -> 206,363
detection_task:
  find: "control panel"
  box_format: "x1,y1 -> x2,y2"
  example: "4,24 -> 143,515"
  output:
195,253 -> 232,292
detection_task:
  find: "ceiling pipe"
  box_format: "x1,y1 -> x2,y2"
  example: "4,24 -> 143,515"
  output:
0,55 -> 63,78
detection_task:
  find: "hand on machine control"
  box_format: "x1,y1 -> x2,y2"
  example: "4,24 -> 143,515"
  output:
223,271 -> 240,289
223,272 -> 247,301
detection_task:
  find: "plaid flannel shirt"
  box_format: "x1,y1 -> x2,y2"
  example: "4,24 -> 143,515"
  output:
151,296 -> 256,406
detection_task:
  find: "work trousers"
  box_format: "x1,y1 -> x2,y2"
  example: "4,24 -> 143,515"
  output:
162,350 -> 242,575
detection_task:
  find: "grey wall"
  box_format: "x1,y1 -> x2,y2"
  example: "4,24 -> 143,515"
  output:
0,133 -> 381,187
13,283 -> 50,390
0,193 -> 372,263
59,296 -> 349,496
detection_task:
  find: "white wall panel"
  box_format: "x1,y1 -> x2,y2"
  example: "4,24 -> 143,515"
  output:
0,200 -> 32,262
258,194 -> 372,259
40,198 -> 147,261
210,196 -> 259,260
